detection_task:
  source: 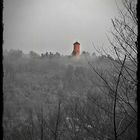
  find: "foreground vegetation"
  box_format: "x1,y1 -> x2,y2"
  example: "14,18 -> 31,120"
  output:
3,49 -> 137,140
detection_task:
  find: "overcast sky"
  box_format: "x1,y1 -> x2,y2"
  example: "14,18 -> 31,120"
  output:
3,0 -> 122,55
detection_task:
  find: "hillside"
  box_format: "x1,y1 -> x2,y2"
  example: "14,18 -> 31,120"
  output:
3,50 -> 137,140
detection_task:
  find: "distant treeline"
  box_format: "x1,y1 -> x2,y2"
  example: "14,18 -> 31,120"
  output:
3,49 -> 114,60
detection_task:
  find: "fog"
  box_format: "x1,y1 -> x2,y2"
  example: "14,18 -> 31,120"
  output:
3,0 -> 122,55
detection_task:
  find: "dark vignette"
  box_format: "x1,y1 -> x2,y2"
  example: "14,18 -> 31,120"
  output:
0,0 -> 3,139
0,1 -> 138,140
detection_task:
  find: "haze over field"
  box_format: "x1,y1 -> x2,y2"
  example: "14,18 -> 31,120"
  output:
3,0 -> 123,55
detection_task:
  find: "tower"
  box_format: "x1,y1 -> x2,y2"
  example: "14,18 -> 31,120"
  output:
72,42 -> 80,56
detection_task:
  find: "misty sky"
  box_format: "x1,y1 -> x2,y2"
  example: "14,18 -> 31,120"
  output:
3,0 -> 122,55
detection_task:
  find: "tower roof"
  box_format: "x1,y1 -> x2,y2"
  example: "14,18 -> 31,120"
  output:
73,42 -> 80,45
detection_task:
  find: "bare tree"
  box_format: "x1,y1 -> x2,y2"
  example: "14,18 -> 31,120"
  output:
88,0 -> 137,139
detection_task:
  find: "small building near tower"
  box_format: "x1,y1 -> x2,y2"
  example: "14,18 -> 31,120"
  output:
72,42 -> 80,56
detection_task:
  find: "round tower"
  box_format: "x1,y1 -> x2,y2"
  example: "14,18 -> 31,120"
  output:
72,42 -> 80,56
